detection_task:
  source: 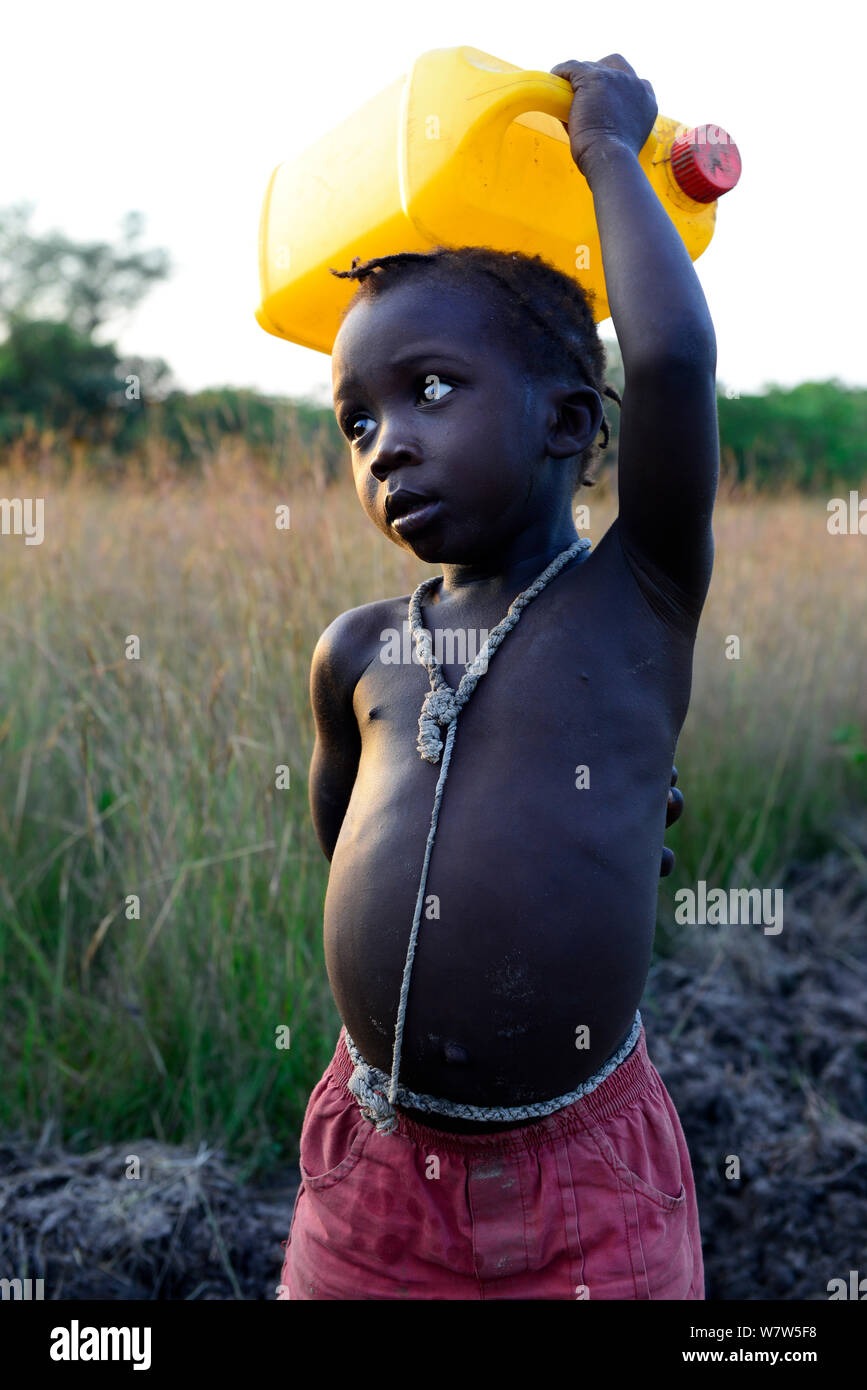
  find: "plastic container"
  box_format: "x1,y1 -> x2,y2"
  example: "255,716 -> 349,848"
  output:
255,46 -> 741,354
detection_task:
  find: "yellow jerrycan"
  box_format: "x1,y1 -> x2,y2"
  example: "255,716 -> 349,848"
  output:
255,46 -> 741,354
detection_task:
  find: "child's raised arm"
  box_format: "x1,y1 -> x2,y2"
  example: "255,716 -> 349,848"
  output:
552,54 -> 719,622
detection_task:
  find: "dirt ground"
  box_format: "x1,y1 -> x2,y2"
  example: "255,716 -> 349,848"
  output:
2,824 -> 865,1300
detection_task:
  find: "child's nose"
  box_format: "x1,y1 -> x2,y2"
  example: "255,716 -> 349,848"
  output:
369,432 -> 423,481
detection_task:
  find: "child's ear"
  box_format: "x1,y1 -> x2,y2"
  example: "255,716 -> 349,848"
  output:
545,385 -> 604,459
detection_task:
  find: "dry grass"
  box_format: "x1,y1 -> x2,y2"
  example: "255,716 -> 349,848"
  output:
0,447 -> 864,1170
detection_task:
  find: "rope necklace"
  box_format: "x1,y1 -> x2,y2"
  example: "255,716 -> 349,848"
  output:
366,536 -> 593,1129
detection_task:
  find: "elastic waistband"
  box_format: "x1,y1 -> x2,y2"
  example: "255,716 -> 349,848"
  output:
336,1013 -> 653,1152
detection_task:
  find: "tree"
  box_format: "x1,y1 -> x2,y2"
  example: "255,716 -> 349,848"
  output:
0,319 -> 174,442
0,205 -> 174,445
0,204 -> 171,338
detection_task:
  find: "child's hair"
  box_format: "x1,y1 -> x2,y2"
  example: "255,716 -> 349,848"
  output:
329,245 -> 621,489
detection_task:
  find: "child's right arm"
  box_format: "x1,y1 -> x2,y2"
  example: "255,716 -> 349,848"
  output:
308,613 -> 362,861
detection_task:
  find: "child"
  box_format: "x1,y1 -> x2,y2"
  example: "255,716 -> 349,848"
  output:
278,53 -> 715,1300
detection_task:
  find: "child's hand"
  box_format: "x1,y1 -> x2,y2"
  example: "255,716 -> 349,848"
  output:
660,766 -> 683,878
549,54 -> 657,177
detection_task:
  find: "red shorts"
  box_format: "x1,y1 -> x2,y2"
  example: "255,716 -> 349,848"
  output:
277,1023 -> 704,1300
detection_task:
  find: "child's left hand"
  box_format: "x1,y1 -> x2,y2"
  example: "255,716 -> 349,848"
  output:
550,54 -> 657,176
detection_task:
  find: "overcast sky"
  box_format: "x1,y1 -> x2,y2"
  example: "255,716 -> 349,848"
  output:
4,0 -> 863,405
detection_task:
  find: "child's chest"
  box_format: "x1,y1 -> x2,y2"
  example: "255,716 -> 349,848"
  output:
354,556 -> 688,769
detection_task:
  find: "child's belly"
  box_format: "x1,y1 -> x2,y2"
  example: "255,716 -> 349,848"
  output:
323,723 -> 667,1115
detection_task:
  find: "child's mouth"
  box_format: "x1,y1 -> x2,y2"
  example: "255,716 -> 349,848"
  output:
390,500 -> 442,535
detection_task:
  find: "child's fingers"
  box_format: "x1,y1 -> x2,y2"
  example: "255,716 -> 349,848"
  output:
550,59 -> 595,82
551,57 -> 655,109
595,53 -> 638,75
666,786 -> 684,827
598,56 -> 656,105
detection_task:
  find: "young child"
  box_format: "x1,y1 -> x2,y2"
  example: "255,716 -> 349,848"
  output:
278,53 -> 716,1300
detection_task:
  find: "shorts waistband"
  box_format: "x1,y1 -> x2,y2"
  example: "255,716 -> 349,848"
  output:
338,1011 -> 648,1144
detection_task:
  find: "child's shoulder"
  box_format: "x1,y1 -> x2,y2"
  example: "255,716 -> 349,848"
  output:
311,590 -> 412,690
316,591 -> 410,649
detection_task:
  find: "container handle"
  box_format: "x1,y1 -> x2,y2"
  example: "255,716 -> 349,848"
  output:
464,67 -> 576,132
454,52 -> 659,157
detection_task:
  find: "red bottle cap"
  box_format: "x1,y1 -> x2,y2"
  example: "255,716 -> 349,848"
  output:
670,126 -> 742,203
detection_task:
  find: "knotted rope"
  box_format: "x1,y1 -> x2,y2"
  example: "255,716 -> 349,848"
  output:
410,537 -> 589,765
349,537 -> 593,1134
346,1008 -> 642,1128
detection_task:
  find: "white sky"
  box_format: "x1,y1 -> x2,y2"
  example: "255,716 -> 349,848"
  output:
4,0 -> 864,404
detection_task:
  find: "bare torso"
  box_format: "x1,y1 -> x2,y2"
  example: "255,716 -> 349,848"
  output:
322,524 -> 696,1131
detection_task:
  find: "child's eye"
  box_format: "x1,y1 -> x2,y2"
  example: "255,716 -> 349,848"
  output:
345,375 -> 454,444
419,374 -> 454,404
346,413 -> 375,442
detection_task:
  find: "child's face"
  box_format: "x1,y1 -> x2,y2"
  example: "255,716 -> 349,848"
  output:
331,278 -> 563,564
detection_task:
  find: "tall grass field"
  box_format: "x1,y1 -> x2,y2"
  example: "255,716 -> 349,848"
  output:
1,445 -> 865,1177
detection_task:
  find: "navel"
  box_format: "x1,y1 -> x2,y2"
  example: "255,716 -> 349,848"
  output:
442,1040 -> 471,1066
